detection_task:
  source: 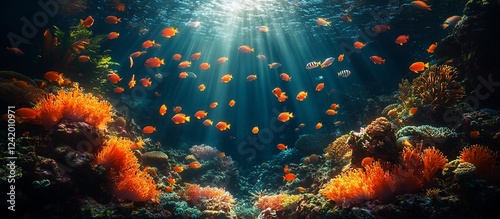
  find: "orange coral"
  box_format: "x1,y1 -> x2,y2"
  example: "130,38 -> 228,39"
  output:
422,147 -> 448,181
254,194 -> 287,211
96,136 -> 159,202
33,87 -> 113,130
459,144 -> 499,180
183,183 -> 235,211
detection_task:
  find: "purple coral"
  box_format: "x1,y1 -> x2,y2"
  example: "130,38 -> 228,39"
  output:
189,144 -> 219,160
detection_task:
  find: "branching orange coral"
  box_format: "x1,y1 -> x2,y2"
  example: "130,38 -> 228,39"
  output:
183,184 -> 235,211
96,136 -> 159,202
459,144 -> 499,180
254,194 -> 287,211
33,87 -> 113,130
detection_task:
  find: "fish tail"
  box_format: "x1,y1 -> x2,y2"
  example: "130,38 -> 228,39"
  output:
129,56 -> 133,68
424,62 -> 429,68
185,116 -> 190,122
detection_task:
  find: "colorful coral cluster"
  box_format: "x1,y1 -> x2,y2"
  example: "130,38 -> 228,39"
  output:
183,183 -> 235,212
459,144 -> 500,183
189,144 -> 219,160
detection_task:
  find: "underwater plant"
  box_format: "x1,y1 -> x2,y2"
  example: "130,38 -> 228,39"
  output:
459,144 -> 500,183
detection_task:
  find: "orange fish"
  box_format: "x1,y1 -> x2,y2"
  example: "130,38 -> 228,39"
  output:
252,126 -> 259,134
189,161 -> 202,169
395,35 -> 409,45
199,62 -> 210,70
338,54 -> 344,62
316,83 -> 325,91
283,173 -> 296,182
315,123 -> 323,129
256,25 -> 268,32
113,87 -> 124,93
277,112 -> 293,122
341,14 -> 352,23
370,56 -> 385,64
70,39 -> 89,53
361,157 -> 374,167
427,43 -> 437,53
296,91 -> 308,101
172,113 -> 190,124
280,73 -> 292,81
107,31 -> 119,40
153,43 -> 161,48
178,61 -> 191,68
442,16 -> 461,29
15,108 -> 39,120
330,103 -> 340,109
145,57 -> 164,68
409,62 -> 429,73
228,99 -> 236,107
209,102 -> 218,108
272,87 -> 283,97
218,152 -> 226,158
129,51 -> 146,68
372,25 -> 390,33
154,92 -> 161,97
297,187 -> 307,193
107,73 -> 122,84
470,130 -> 480,139
408,107 -> 418,116
353,41 -> 365,49
316,18 -> 331,26
80,16 -> 94,28
104,16 -> 120,24
128,74 -> 136,88
142,40 -> 155,49
277,143 -> 288,150
173,106 -> 182,113
6,47 -> 24,56
217,57 -> 228,64
159,104 -> 167,116
216,121 -> 231,131
191,52 -> 201,60
221,74 -> 233,83
411,1 -> 431,11
168,177 -> 176,185
198,84 -> 206,91
268,62 -> 281,69
139,77 -> 151,87
277,93 -> 288,102
238,45 -> 254,53
78,55 -> 90,63
203,119 -> 213,126
172,165 -> 184,173
194,110 -> 208,119
246,74 -> 257,82
283,165 -> 290,173
326,109 -> 338,115
161,27 -> 178,38
143,126 -> 156,134
44,71 -> 63,82
165,186 -> 174,193
179,72 -> 188,78
172,54 -> 182,61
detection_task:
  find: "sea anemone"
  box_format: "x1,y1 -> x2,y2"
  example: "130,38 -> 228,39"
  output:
459,144 -> 499,182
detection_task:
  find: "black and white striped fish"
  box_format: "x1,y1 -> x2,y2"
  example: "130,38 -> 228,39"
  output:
337,70 -> 351,77
305,61 -> 321,69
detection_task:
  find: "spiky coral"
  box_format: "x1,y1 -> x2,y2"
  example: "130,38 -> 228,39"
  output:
34,87 -> 113,130
96,136 -> 159,202
254,194 -> 287,211
324,134 -> 351,162
183,183 -> 235,212
459,144 -> 499,182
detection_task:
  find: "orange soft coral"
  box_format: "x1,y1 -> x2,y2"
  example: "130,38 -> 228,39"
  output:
183,184 -> 235,211
459,144 -> 499,180
96,136 -> 159,202
254,194 -> 287,211
33,87 -> 113,130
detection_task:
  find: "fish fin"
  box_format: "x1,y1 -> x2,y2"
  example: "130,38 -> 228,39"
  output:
185,116 -> 190,122
227,124 -> 231,129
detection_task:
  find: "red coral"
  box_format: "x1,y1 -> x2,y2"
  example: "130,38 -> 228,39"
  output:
459,144 -> 499,181
365,117 -> 393,137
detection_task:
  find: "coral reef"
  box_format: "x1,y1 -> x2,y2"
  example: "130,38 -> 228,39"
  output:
189,144 -> 219,160
182,183 -> 236,215
458,144 -> 500,183
295,133 -> 337,155
0,71 -> 46,106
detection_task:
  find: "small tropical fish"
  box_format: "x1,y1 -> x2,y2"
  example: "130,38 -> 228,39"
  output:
80,16 -> 94,28
142,40 -> 155,49
159,104 -> 167,116
246,74 -> 257,82
198,84 -> 206,91
221,74 -> 233,83
334,121 -> 344,126
143,126 -> 156,134
256,26 -> 268,32
283,173 -> 296,182
370,56 -> 385,64
252,126 -> 259,134
296,91 -> 308,101
228,99 -> 236,107
78,55 -> 90,63
128,74 -> 136,88
268,62 -> 282,69
442,16 -> 461,29
15,108 -> 39,120
326,109 -> 338,115
44,71 -> 63,83
178,61 -> 192,68
427,43 -> 437,53
284,165 -> 290,173
341,14 -> 352,22
395,35 -> 409,45
129,51 -> 147,68
316,83 -> 325,91
172,165 -> 184,173
6,47 -> 24,56
315,76 -> 324,80
194,110 -> 208,119
306,61 -> 321,69
189,161 -> 202,169
209,102 -> 218,108
191,52 -> 201,60
272,87 -> 283,97
277,112 -> 293,122
361,157 -> 374,167
153,43 -> 161,48
315,123 -> 323,129
408,107 -> 418,116
320,57 -> 335,68
280,73 -> 291,81
113,87 -> 124,93
203,119 -> 213,126
216,121 -> 231,131
338,54 -> 344,62
470,130 -> 480,139
409,62 -> 429,73
168,177 -> 176,185
277,143 -> 288,150
172,54 -> 182,61
277,93 -> 288,102
173,106 -> 182,113
353,41 -> 365,49
337,70 -> 351,77
107,31 -> 119,40
107,73 -> 122,83
104,15 -> 121,24
139,77 -> 151,87
199,62 -> 210,70
161,27 -> 178,38
411,1 -> 431,11
154,92 -> 161,97
238,45 -> 254,53
297,187 -> 307,192
217,57 -> 228,64
256,54 -> 266,60
372,24 -> 390,33
186,21 -> 201,28
145,57 -> 164,68
172,113 -> 190,124
316,18 -> 331,26
330,103 -> 340,109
